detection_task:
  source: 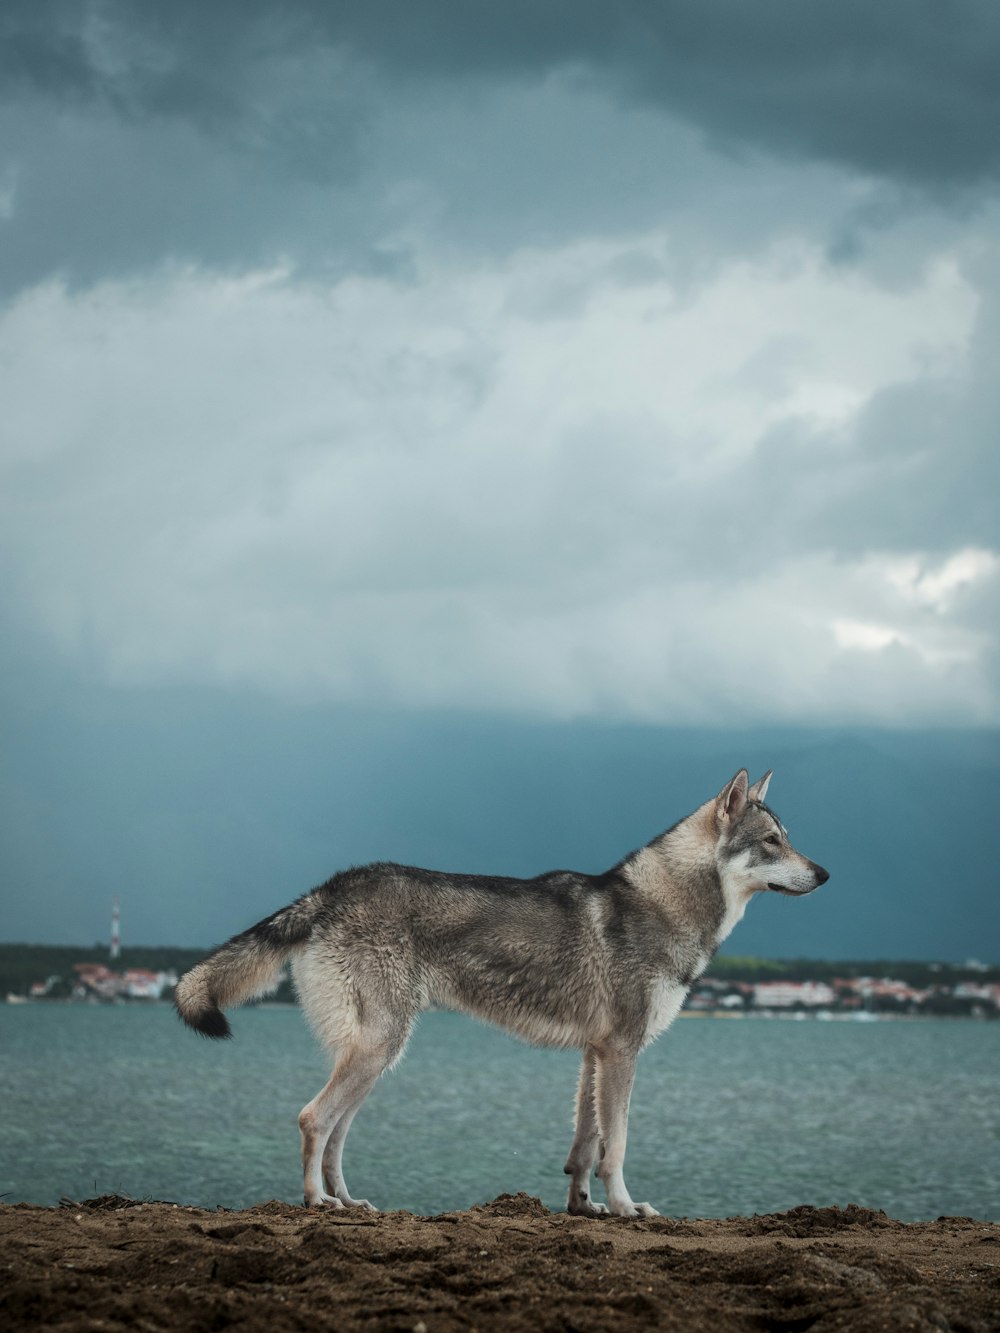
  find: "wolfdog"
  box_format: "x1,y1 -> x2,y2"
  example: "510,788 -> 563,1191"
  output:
175,769 -> 828,1216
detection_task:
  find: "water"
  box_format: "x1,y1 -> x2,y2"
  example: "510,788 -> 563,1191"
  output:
2,1004 -> 998,1220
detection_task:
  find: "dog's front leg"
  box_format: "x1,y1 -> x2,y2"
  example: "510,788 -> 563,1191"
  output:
564,1045 -> 608,1216
593,1043 -> 659,1218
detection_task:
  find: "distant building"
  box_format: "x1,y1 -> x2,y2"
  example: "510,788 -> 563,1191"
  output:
752,980 -> 836,1009
837,977 -> 928,1009
122,968 -> 178,1000
72,963 -> 122,999
953,982 -> 1000,1009
68,962 -> 179,1000
685,977 -> 750,1011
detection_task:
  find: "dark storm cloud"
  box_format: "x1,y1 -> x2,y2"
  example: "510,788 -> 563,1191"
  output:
0,100 -> 377,296
4,0 -> 1000,189
326,0 -> 1000,188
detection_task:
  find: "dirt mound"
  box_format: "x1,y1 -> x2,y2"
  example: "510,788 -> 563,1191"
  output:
467,1192 -> 551,1219
745,1203 -> 895,1235
3,1197 -> 997,1331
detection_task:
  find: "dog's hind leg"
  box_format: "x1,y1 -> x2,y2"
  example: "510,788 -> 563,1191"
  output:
593,1043 -> 659,1219
320,1092 -> 372,1208
320,1026 -> 408,1209
564,1045 -> 609,1216
299,1024 -> 410,1210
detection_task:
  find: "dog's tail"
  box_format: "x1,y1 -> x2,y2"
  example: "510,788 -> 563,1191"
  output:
174,891 -> 324,1040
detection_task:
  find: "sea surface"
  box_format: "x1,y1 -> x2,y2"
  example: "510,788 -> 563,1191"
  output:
2,1004 -> 998,1221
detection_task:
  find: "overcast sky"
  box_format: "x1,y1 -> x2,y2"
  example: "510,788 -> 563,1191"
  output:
1,3 -> 998,954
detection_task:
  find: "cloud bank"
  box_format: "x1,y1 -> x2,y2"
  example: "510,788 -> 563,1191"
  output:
0,0 -> 997,726
2,232 -> 995,723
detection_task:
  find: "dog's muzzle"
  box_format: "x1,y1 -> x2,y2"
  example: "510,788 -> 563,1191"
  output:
768,862 -> 829,895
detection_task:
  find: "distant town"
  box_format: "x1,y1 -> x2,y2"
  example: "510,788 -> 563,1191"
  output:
19,960 -> 180,1003
684,971 -> 1000,1019
2,943 -> 998,1018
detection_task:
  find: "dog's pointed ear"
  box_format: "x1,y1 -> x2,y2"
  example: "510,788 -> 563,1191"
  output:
717,770 -> 749,823
748,770 -> 773,803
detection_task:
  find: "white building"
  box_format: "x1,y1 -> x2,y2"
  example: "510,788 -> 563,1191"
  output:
752,980 -> 836,1008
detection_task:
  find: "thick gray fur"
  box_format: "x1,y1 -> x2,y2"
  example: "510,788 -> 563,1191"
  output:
174,768 -> 828,1216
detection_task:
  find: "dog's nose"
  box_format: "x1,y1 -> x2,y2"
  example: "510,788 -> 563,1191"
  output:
812,862 -> 830,886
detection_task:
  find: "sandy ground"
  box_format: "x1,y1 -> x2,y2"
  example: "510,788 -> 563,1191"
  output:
2,1193 -> 998,1331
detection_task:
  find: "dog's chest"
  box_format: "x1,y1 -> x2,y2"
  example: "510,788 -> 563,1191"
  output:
644,978 -> 688,1043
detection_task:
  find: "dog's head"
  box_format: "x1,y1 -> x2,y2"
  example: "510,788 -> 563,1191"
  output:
714,769 -> 829,899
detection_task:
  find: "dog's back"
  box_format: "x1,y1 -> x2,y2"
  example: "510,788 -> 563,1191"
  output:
291,860 -> 692,1052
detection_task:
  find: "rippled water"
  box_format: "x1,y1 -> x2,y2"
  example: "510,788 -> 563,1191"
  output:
2,1004 -> 998,1220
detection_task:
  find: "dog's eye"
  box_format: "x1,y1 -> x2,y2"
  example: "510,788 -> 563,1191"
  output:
763,834 -> 781,847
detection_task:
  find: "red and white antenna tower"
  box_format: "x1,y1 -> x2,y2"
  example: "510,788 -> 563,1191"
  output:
110,895 -> 121,960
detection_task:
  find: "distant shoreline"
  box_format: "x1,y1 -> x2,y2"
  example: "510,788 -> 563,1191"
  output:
3,942 -> 998,1018
4,995 -> 997,1021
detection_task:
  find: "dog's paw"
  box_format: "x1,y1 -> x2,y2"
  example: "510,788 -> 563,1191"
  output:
305,1192 -> 346,1209
609,1199 -> 660,1218
567,1199 -> 610,1217
339,1196 -> 378,1212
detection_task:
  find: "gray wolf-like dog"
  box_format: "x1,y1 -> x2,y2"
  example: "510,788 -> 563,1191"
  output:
175,768 -> 828,1217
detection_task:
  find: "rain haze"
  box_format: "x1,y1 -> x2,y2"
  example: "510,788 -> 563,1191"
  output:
1,1 -> 997,961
